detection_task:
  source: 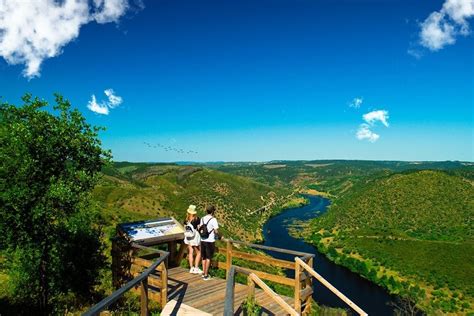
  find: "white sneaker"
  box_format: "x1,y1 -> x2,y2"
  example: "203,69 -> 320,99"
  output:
189,267 -> 195,273
194,267 -> 203,274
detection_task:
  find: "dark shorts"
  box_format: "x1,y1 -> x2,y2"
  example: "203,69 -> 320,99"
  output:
201,241 -> 215,260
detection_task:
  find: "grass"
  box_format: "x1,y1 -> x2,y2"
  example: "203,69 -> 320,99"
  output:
345,237 -> 474,296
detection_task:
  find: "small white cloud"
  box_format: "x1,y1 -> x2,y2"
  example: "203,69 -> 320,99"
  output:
93,0 -> 129,23
0,0 -> 131,79
418,0 -> 474,51
87,95 -> 110,115
104,88 -> 123,108
356,124 -> 380,143
363,110 -> 389,127
356,109 -> 390,143
87,88 -> 123,115
420,11 -> 456,50
349,97 -> 363,109
407,48 -> 423,59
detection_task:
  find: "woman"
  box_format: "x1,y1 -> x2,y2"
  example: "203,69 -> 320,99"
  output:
183,205 -> 202,274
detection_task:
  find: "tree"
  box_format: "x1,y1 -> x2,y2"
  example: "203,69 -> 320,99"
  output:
390,296 -> 422,316
0,94 -> 111,314
390,285 -> 425,316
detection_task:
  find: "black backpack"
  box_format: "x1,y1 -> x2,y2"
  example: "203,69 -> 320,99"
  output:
198,217 -> 214,239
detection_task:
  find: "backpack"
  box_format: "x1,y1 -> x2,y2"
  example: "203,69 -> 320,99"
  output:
198,217 -> 214,239
184,223 -> 195,238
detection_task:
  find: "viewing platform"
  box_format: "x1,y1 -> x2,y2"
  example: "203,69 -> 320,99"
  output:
161,266 -> 294,315
85,240 -> 367,315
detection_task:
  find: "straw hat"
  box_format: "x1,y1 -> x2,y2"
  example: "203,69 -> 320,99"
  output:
187,204 -> 197,215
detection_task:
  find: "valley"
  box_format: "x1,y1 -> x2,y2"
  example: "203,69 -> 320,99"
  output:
92,160 -> 474,314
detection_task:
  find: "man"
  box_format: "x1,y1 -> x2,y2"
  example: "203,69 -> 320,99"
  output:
199,205 -> 219,280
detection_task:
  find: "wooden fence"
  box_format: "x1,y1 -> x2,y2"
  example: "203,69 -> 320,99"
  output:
221,238 -> 367,316
220,238 -> 314,314
84,243 -> 169,316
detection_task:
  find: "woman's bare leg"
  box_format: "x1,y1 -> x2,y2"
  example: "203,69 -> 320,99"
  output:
194,246 -> 201,269
187,245 -> 194,268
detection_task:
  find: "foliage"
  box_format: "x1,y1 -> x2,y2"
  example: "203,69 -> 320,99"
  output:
310,301 -> 348,316
307,169 -> 474,314
210,160 -> 470,197
241,295 -> 261,316
94,162 -> 292,241
0,94 -> 110,313
281,196 -> 309,209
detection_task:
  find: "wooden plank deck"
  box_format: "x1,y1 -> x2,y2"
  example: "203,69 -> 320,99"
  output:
161,267 -> 294,316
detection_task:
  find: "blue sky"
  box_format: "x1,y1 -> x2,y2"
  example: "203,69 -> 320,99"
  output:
1,0 -> 473,162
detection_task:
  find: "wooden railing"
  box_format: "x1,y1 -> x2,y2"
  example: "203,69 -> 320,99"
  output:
84,244 -> 169,316
221,239 -> 368,316
220,238 -> 314,315
295,257 -> 367,316
224,265 -> 299,316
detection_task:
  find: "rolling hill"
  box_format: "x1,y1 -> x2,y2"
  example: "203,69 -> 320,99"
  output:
307,169 -> 474,314
92,161 -> 474,313
93,162 -> 293,241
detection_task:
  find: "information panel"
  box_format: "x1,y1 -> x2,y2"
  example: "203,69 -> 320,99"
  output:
118,217 -> 184,245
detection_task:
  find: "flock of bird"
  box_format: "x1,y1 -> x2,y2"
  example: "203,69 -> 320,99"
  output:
143,142 -> 198,155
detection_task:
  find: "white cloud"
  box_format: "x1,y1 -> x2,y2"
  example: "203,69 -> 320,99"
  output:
356,124 -> 380,143
443,0 -> 474,31
356,109 -> 389,143
0,0 -> 130,78
93,0 -> 129,23
349,97 -> 363,109
87,95 -> 110,115
104,88 -> 123,108
87,88 -> 123,115
419,0 -> 474,51
363,110 -> 389,127
420,11 -> 456,50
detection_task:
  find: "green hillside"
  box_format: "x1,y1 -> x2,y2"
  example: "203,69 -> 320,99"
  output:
307,170 -> 474,314
94,162 -> 293,241
211,160 -> 471,197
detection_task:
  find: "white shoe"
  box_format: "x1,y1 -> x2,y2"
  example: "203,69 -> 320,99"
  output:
194,267 -> 203,274
189,267 -> 195,273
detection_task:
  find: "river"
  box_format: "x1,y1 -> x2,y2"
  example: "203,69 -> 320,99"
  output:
262,195 -> 397,315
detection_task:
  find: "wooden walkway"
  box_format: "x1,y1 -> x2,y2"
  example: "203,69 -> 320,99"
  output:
89,239 -> 367,316
161,267 -> 294,316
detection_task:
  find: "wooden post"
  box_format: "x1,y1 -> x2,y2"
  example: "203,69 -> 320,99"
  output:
175,241 -> 187,267
167,241 -> 177,266
160,261 -> 168,307
247,275 -> 255,301
294,259 -> 302,314
295,257 -> 367,316
249,273 -> 299,316
303,257 -> 313,315
300,257 -> 313,315
226,239 -> 232,278
224,266 -> 236,316
140,278 -> 148,316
